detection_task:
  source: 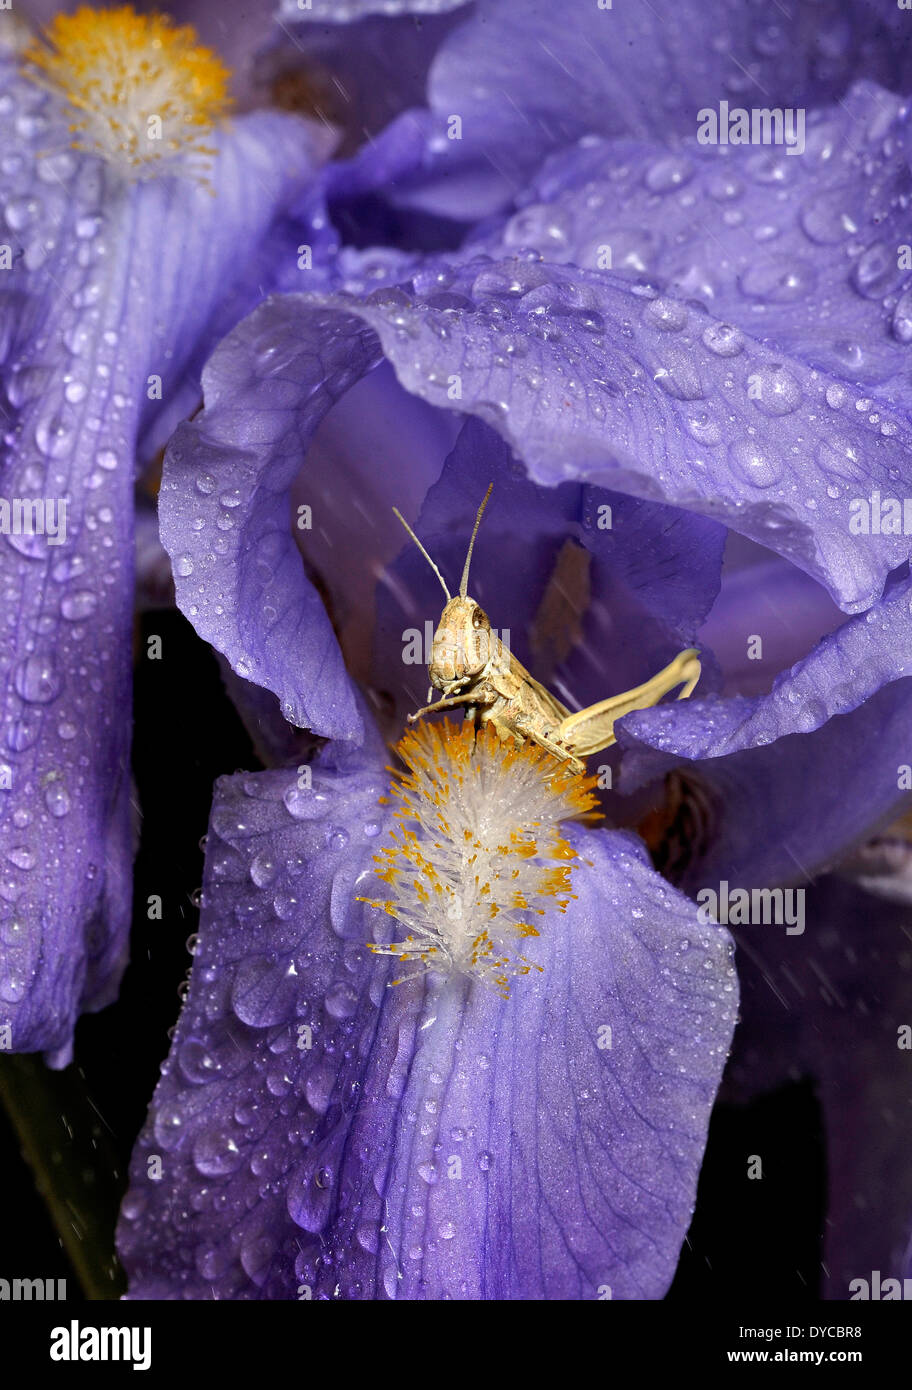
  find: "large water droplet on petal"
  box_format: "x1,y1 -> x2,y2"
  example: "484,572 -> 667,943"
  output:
14,653 -> 61,703
231,955 -> 299,1028
193,1127 -> 242,1177
748,363 -> 802,416
728,438 -> 783,488
702,321 -> 744,356
850,241 -> 901,300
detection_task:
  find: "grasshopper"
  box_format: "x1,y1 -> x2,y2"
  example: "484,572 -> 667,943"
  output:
392,484 -> 701,773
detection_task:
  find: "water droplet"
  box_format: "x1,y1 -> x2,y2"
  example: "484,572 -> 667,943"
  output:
14,653 -> 61,703
60,590 -> 97,621
816,436 -> 865,481
51,554 -> 86,583
179,1038 -> 221,1084
739,258 -> 815,303
5,197 -> 36,231
702,321 -> 744,356
850,241 -> 901,300
749,364 -> 802,417
642,296 -> 688,332
503,202 -> 570,252
644,155 -> 694,193
44,781 -> 70,818
0,970 -> 26,1003
728,438 -> 783,488
891,290 -> 912,344
686,411 -> 722,446
231,956 -> 299,1028
800,194 -> 857,245
34,414 -> 74,459
6,531 -> 51,561
325,980 -> 358,1019
654,356 -> 703,400
249,852 -> 277,889
283,785 -> 327,820
193,1128 -> 242,1177
239,1233 -> 274,1284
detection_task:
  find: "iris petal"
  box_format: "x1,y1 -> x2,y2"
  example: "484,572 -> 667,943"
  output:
476,82 -> 912,410
620,573 -> 912,887
118,752 -> 736,1299
0,56 -> 332,1056
621,572 -> 912,777
313,0 -> 912,220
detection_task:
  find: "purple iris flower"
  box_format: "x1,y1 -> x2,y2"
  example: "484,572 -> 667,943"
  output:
107,0 -> 912,1297
122,405 -> 737,1296
277,0 -> 912,222
0,5 -> 334,1061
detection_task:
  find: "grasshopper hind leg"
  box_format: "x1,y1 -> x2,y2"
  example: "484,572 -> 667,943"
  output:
557,648 -> 701,760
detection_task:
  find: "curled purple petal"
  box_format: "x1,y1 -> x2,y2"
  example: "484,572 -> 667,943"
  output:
194,262 -> 912,614
641,676 -> 912,895
158,296 -> 379,744
620,571 -> 912,778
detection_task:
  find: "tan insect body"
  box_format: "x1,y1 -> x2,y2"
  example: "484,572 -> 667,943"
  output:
393,485 -> 701,773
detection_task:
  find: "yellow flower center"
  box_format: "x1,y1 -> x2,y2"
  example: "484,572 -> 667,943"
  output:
359,719 -> 600,997
22,6 -> 231,179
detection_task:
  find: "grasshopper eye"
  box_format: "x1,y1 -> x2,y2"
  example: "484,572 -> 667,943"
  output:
472,607 -> 489,629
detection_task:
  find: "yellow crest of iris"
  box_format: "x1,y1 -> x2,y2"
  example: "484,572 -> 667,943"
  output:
360,719 -> 601,997
22,6 -> 232,179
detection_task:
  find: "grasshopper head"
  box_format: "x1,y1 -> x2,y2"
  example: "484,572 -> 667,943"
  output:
392,482 -> 495,693
429,596 -> 492,689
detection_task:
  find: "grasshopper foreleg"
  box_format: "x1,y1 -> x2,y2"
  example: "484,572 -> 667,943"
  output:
407,688 -> 496,722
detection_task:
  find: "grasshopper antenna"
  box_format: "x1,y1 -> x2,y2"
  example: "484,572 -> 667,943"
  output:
459,483 -> 494,598
392,507 -> 451,601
